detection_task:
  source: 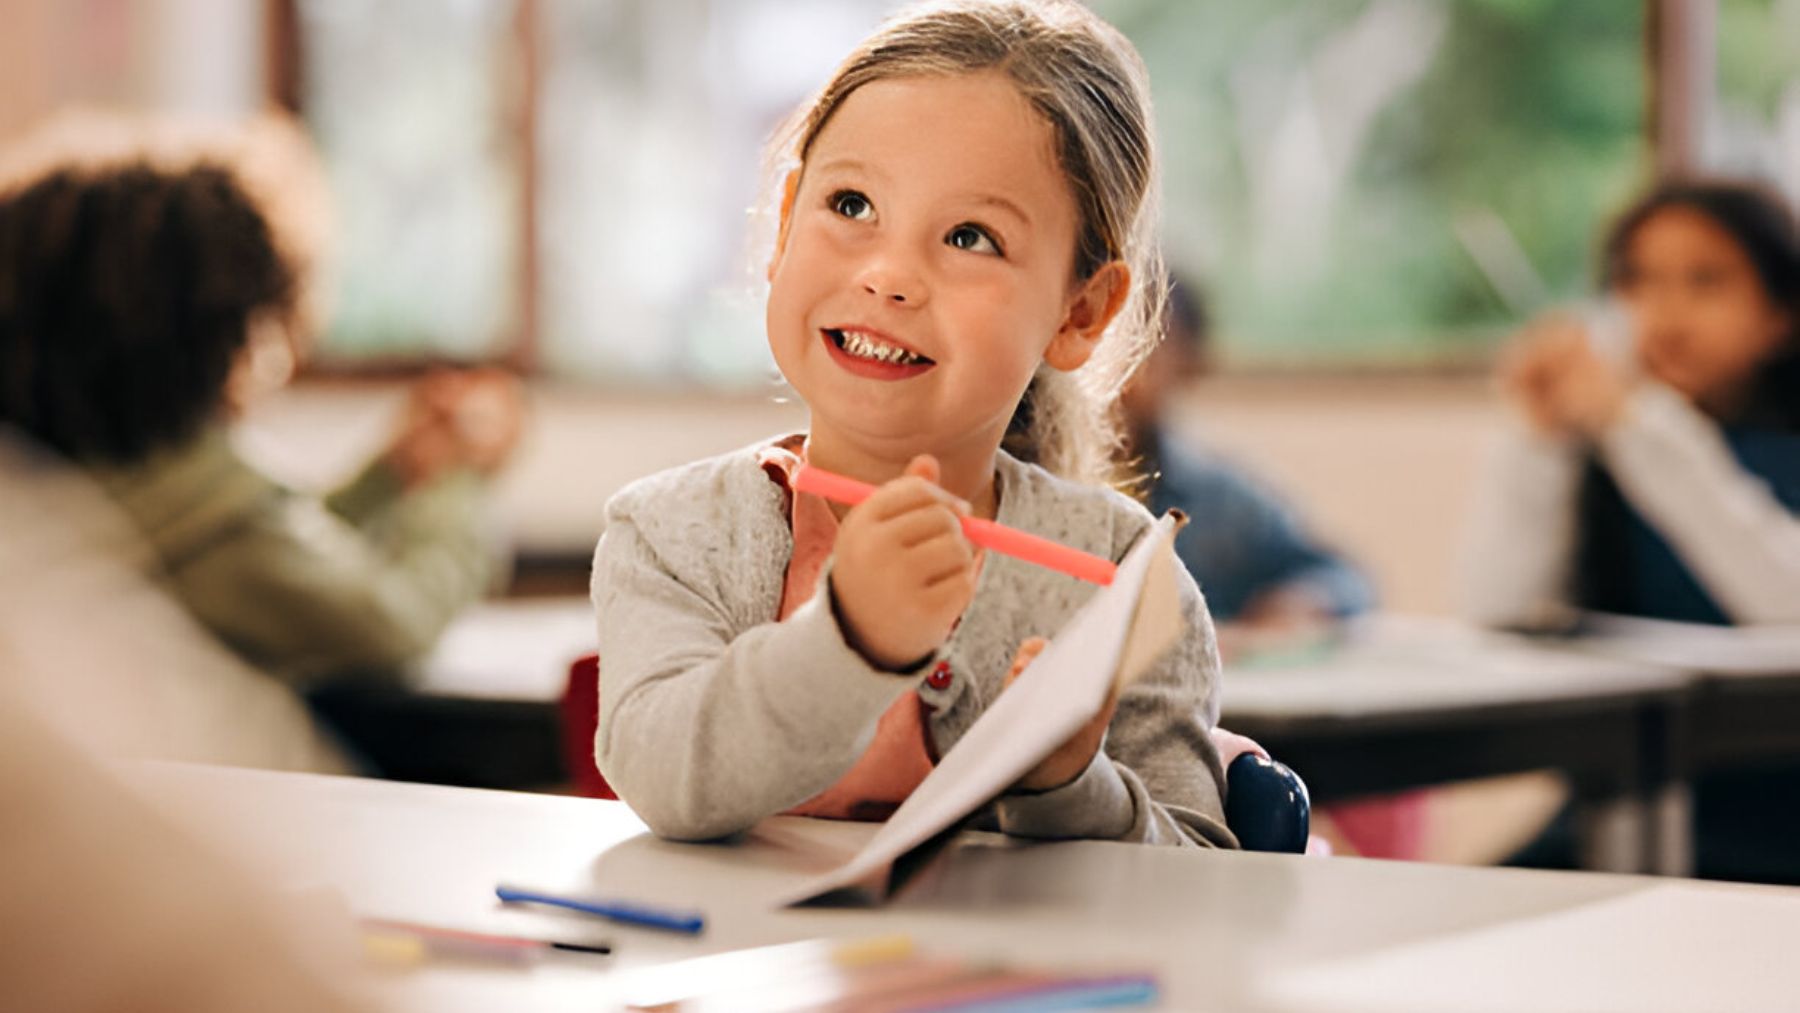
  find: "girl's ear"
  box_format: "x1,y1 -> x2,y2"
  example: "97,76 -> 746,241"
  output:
766,169 -> 802,282
1045,261 -> 1132,371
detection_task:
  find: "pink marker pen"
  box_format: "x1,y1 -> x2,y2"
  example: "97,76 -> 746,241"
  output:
791,464 -> 1117,586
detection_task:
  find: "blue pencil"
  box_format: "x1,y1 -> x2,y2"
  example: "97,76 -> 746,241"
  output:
495,884 -> 705,935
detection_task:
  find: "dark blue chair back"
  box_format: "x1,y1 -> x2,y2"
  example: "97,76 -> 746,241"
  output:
1226,752 -> 1311,853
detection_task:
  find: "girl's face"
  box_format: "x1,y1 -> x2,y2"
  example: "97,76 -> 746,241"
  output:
765,71 -> 1119,465
1616,206 -> 1791,411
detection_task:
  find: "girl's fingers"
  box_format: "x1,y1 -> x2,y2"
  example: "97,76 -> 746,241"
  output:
1003,636 -> 1050,687
910,531 -> 977,586
886,504 -> 966,548
904,453 -> 940,485
859,455 -> 970,519
866,477 -> 971,521
917,570 -> 978,623
863,479 -> 934,517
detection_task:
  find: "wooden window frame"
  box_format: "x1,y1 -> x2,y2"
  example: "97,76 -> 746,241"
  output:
265,0 -> 540,376
1648,0 -> 1716,179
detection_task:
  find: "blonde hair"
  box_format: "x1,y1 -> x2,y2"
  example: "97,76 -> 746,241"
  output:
768,0 -> 1166,486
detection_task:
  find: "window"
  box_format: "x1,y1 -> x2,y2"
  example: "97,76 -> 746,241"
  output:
297,0 -> 522,364
1102,0 -> 1646,364
1714,0 -> 1800,203
534,0 -> 889,384
293,1 -> 1657,377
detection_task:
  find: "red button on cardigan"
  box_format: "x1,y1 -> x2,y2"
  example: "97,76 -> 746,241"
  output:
927,661 -> 954,691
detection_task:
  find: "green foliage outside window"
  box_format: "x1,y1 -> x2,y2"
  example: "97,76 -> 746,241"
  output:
303,0 -> 1657,375
1100,0 -> 1647,366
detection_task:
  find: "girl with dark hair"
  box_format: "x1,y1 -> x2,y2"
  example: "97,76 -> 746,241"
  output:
1468,179 -> 1800,630
1466,179 -> 1800,883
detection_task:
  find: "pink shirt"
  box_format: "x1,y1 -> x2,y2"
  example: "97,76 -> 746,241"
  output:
758,440 -> 936,822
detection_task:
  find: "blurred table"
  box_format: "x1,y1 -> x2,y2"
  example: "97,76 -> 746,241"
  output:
336,604 -> 1795,877
1541,613 -> 1800,773
308,599 -> 595,789
1220,617 -> 1691,875
133,762 -> 1800,1013
1534,614 -> 1800,881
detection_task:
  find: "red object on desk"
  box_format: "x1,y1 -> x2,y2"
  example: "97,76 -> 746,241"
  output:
561,653 -> 617,799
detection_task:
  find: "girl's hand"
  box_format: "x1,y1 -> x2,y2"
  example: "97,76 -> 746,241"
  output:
830,455 -> 978,671
384,376 -> 463,488
440,367 -> 526,475
385,368 -> 525,487
1003,636 -> 1117,792
1501,315 -> 1631,439
1546,338 -> 1631,436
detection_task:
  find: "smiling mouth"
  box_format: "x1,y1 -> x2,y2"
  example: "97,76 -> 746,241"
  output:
824,328 -> 935,366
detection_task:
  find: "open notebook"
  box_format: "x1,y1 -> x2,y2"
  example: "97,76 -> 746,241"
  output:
782,513 -> 1186,907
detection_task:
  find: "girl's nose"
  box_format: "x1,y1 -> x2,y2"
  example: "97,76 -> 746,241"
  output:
856,257 -> 926,306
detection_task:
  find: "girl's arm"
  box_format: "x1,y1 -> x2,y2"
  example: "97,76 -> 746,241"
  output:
591,509 -> 925,841
991,536 -> 1236,848
178,470 -> 494,680
1461,421 -> 1586,630
322,454 -> 412,525
1598,383 -> 1800,625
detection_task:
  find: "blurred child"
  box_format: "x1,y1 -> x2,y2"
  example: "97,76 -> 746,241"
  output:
1467,180 -> 1800,882
0,157 -> 522,683
0,429 -> 352,771
1467,180 -> 1800,629
593,0 -> 1235,846
1121,276 -> 1375,661
1121,277 -> 1405,858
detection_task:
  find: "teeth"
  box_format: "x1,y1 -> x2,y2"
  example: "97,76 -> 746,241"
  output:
836,329 -> 925,365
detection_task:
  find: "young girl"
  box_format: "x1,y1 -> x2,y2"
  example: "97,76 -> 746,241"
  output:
1465,181 -> 1800,881
1466,181 -> 1800,629
592,0 -> 1235,847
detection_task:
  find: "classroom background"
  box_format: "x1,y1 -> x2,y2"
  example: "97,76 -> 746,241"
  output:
3,1 -> 1794,612
4,4 -> 1800,1007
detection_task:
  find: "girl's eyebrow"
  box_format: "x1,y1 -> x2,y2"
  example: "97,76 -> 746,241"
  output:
965,193 -> 1033,230
811,157 -> 886,182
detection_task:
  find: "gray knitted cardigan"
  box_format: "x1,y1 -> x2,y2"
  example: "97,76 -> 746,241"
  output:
590,439 -> 1235,847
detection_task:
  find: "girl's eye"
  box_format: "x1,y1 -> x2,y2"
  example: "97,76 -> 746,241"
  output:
830,190 -> 873,221
947,223 -> 1001,256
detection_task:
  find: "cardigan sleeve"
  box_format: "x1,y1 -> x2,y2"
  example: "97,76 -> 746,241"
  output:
591,500 -> 930,841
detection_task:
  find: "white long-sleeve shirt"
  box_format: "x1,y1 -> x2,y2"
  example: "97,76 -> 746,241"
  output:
1465,382 -> 1800,628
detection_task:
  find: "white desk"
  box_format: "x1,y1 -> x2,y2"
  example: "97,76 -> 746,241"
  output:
136,763 -> 1800,1013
